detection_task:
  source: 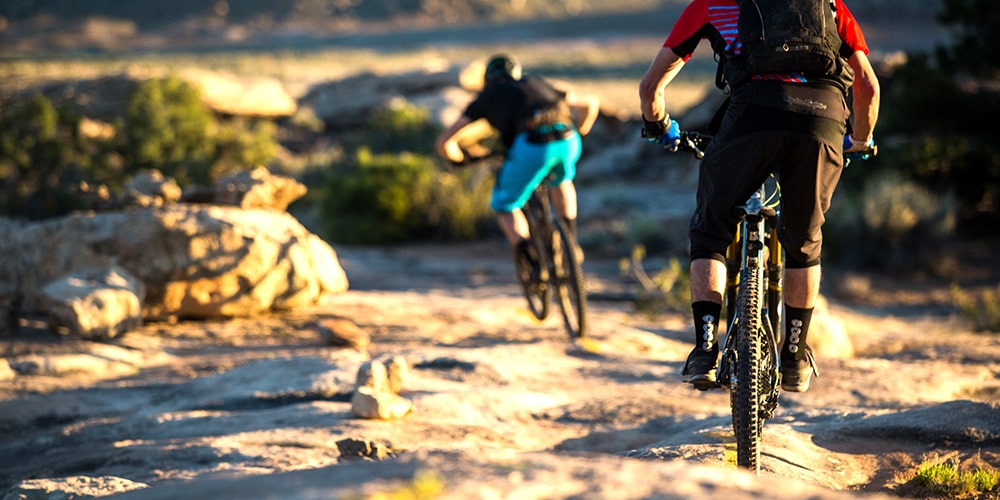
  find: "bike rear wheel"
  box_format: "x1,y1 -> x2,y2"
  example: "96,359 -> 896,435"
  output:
551,223 -> 587,339
731,264 -> 763,472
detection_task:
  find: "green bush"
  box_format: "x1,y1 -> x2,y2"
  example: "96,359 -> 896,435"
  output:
0,93 -> 117,219
952,283 -> 1000,333
121,75 -> 280,186
316,99 -> 496,245
0,75 -> 281,221
913,460 -> 998,498
826,171 -> 957,275
351,98 -> 440,156
869,0 -> 1000,234
319,148 -> 493,245
122,75 -> 216,185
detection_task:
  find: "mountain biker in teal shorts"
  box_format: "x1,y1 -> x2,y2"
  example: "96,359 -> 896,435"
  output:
436,54 -> 600,281
638,0 -> 880,392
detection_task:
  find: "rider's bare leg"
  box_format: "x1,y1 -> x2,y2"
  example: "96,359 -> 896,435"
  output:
549,180 -> 577,220
498,209 -> 530,246
783,266 -> 820,308
690,258 -> 726,304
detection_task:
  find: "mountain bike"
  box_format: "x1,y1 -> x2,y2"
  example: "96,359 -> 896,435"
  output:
516,177 -> 588,340
670,130 -> 876,471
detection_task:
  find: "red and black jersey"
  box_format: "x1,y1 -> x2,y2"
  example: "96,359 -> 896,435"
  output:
663,0 -> 870,84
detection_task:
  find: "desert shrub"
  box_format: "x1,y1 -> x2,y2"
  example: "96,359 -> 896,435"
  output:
0,93 -> 120,219
363,98 -> 440,156
865,0 -> 1000,235
952,283 -> 1000,333
912,460 -> 999,498
626,216 -> 672,255
316,99 -> 495,245
319,147 -> 493,245
621,245 -> 691,317
825,171 -> 957,275
121,76 -> 216,185
121,76 -> 279,186
213,117 -> 280,176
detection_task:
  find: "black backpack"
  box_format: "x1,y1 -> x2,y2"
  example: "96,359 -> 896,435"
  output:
717,0 -> 847,91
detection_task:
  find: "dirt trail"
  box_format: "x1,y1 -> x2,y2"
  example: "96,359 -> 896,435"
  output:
1,241 -> 998,499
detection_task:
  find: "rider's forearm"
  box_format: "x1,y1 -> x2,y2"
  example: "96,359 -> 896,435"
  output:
848,51 -> 881,142
438,139 -> 465,163
435,116 -> 474,163
639,47 -> 685,122
572,94 -> 600,136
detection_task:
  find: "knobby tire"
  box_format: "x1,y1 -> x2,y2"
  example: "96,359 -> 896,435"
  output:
552,222 -> 587,339
732,263 -> 763,472
520,194 -> 550,321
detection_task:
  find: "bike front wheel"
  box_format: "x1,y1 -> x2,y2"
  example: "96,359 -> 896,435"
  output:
731,264 -> 763,472
551,224 -> 587,339
519,196 -> 551,321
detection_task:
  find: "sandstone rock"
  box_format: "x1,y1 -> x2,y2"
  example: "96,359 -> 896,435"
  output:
386,355 -> 409,394
3,205 -> 348,322
809,295 -> 855,360
350,386 -> 413,420
351,356 -> 413,420
355,359 -> 389,393
38,265 -> 144,339
300,65 -> 458,130
334,438 -> 396,460
179,68 -> 297,118
213,166 -> 307,211
317,318 -> 369,350
119,169 -> 183,208
2,475 -> 148,500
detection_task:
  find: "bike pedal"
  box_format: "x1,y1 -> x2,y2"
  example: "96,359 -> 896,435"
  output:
692,381 -> 723,392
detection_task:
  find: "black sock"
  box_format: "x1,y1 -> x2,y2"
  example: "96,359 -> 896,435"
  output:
514,239 -> 539,267
692,301 -> 722,352
514,239 -> 530,256
782,305 -> 813,361
560,217 -> 577,239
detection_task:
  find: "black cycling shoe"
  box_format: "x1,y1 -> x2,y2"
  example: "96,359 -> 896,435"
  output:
681,346 -> 719,391
781,346 -> 818,393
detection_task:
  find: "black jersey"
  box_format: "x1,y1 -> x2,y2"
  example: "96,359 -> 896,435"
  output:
464,74 -> 567,148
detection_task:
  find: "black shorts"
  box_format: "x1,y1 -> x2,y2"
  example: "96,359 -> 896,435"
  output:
689,81 -> 849,268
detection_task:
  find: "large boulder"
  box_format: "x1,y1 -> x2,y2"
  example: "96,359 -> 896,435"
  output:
299,63 -> 459,130
1,204 -> 348,323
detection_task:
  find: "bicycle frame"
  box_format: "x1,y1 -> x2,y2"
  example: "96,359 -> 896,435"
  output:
717,178 -> 783,472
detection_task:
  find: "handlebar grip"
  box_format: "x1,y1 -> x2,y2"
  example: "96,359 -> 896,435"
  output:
845,144 -> 877,160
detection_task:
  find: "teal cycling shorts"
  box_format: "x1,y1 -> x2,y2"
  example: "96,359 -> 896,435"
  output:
490,130 -> 582,213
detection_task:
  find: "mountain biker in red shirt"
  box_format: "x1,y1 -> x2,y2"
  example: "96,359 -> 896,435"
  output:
436,54 -> 600,281
638,0 -> 880,392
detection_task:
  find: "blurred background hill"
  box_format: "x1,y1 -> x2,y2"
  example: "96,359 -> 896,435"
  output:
0,0 -> 945,57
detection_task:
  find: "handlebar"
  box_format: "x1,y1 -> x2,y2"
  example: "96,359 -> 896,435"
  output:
656,130 -> 878,165
844,144 -> 878,167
